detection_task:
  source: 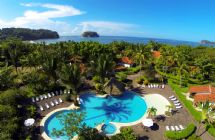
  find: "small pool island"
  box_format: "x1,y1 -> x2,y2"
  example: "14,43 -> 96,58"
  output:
82,31 -> 99,37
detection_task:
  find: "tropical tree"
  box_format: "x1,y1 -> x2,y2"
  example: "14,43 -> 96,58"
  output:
196,101 -> 215,136
58,64 -> 82,105
147,107 -> 157,117
110,127 -> 137,140
51,112 -> 85,139
91,54 -> 115,84
165,103 -> 174,116
0,66 -> 15,90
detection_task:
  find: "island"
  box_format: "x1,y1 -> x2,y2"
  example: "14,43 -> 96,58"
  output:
82,31 -> 99,37
0,28 -> 59,41
201,40 -> 215,45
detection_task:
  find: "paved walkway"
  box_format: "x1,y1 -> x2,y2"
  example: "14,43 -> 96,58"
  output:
127,72 -> 214,140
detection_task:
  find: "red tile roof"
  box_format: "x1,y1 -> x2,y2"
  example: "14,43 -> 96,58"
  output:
194,94 -> 215,103
152,51 -> 161,58
121,57 -> 133,65
189,85 -> 215,94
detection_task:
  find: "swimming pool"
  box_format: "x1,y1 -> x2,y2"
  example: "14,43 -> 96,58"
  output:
44,91 -> 147,140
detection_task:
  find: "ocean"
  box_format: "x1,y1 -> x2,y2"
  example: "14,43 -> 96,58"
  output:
34,36 -> 214,47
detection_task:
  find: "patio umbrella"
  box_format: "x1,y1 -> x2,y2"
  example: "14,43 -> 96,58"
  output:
24,118 -> 35,126
142,118 -> 153,127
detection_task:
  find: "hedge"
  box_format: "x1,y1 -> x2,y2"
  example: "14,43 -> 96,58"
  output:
168,80 -> 202,121
165,123 -> 196,140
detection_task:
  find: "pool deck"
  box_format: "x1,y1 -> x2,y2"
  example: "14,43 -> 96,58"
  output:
39,90 -> 173,140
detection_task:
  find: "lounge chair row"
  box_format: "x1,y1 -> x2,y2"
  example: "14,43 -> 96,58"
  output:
141,84 -> 165,89
166,125 -> 184,131
32,90 -> 71,103
39,98 -> 63,111
169,95 -> 182,109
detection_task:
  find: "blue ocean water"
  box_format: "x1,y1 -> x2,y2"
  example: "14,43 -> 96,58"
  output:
44,91 -> 147,140
34,36 -> 213,47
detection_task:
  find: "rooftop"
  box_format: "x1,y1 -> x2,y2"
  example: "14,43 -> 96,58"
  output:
194,94 -> 215,103
121,57 -> 133,65
189,85 -> 215,94
152,51 -> 161,58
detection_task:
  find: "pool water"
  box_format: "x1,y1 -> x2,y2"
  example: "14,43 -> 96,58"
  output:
44,91 -> 147,140
102,123 -> 117,134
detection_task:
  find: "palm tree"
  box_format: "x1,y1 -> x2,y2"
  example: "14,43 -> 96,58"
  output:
91,54 -> 115,84
58,64 -> 82,105
166,103 -> 174,115
147,107 -> 157,117
41,53 -> 58,85
196,101 -> 215,136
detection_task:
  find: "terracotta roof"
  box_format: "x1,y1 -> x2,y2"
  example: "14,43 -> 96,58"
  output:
121,57 -> 133,65
189,85 -> 215,94
152,51 -> 161,58
194,94 -> 215,103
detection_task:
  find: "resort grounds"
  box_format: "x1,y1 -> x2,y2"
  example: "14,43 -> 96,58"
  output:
30,72 -> 214,140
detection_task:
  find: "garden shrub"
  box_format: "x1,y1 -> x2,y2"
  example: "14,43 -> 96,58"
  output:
116,72 -> 127,82
187,134 -> 201,140
207,126 -> 215,137
165,123 -> 196,140
92,75 -> 100,83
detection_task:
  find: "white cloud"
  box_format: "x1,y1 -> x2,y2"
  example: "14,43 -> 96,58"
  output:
0,3 -> 84,35
0,3 -> 139,36
77,21 -> 137,36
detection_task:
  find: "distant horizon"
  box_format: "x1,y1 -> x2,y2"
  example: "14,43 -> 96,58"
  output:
1,0 -> 215,42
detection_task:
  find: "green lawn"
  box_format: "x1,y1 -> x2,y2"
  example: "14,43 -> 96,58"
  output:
168,80 -> 201,121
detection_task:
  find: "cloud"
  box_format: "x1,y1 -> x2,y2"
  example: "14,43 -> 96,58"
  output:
0,3 -> 84,35
0,3 -> 139,36
77,21 -> 138,36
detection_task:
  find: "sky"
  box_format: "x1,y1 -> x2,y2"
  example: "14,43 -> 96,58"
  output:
0,0 -> 215,42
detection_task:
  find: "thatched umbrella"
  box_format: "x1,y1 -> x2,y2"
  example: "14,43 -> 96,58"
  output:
104,78 -> 125,96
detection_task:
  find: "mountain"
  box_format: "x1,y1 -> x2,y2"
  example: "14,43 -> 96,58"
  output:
0,28 -> 59,40
201,40 -> 215,45
82,31 -> 99,37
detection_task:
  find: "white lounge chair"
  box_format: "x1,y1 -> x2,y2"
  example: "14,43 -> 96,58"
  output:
171,126 -> 175,131
39,105 -> 44,111
39,95 -> 43,100
47,93 -> 51,98
162,84 -> 165,88
68,90 -> 70,94
45,103 -> 49,109
166,126 -> 170,131
153,84 -> 156,88
51,92 -> 55,97
173,100 -> 180,103
179,125 -> 184,130
174,103 -> 181,106
175,126 -> 180,131
60,90 -> 63,95
54,99 -> 59,105
169,95 -> 174,99
64,90 -> 67,94
148,85 -> 151,88
36,97 -> 39,102
176,105 -> 182,109
50,101 -> 55,107
171,97 -> 177,101
43,94 -> 47,99
32,97 -> 35,103
141,84 -> 145,88
59,98 -> 63,103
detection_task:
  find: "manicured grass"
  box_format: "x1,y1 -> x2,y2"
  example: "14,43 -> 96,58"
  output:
165,123 -> 196,140
168,80 -> 202,121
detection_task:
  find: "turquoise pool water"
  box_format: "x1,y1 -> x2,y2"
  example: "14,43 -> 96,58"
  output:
102,123 -> 117,134
44,91 -> 147,140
